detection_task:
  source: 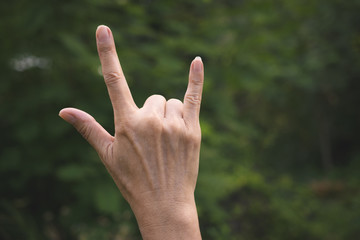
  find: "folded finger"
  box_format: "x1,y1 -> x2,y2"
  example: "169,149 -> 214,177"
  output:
142,94 -> 166,118
165,98 -> 183,120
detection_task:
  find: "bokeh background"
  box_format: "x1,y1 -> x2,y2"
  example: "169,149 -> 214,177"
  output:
1,0 -> 360,239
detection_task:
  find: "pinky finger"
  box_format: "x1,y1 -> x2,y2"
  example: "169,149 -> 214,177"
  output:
183,56 -> 204,127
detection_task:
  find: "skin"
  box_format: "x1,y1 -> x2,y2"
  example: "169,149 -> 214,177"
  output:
59,25 -> 203,240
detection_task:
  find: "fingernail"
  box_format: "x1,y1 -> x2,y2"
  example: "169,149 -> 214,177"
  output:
59,110 -> 76,124
96,25 -> 110,42
193,56 -> 203,72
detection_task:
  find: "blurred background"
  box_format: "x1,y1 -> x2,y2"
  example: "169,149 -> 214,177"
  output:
1,0 -> 360,239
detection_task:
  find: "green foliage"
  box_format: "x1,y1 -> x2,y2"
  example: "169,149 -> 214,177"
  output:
1,0 -> 360,239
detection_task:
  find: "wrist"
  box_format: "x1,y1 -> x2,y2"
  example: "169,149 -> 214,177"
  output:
130,195 -> 201,240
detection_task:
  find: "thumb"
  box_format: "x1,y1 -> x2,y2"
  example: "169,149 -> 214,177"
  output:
59,108 -> 114,157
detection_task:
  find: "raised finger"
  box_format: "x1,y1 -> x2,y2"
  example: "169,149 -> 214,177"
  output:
183,56 -> 204,126
96,25 -> 137,120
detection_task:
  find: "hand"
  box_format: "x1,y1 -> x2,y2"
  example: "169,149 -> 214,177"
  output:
59,25 -> 203,239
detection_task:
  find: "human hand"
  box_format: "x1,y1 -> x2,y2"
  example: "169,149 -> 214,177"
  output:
59,25 -> 203,239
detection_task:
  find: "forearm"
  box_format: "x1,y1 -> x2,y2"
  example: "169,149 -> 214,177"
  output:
131,197 -> 202,240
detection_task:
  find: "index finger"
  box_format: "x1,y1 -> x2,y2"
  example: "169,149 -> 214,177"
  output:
183,56 -> 204,127
96,25 -> 137,120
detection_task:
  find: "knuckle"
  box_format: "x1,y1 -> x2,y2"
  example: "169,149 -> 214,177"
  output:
145,115 -> 162,128
115,122 -> 128,135
115,115 -> 137,135
98,44 -> 113,55
185,93 -> 201,106
77,122 -> 93,140
191,76 -> 203,85
164,121 -> 183,134
135,113 -> 162,132
150,94 -> 166,102
187,131 -> 201,143
167,98 -> 182,105
103,72 -> 123,86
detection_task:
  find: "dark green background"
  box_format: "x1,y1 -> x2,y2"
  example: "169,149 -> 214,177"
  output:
1,0 -> 360,239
